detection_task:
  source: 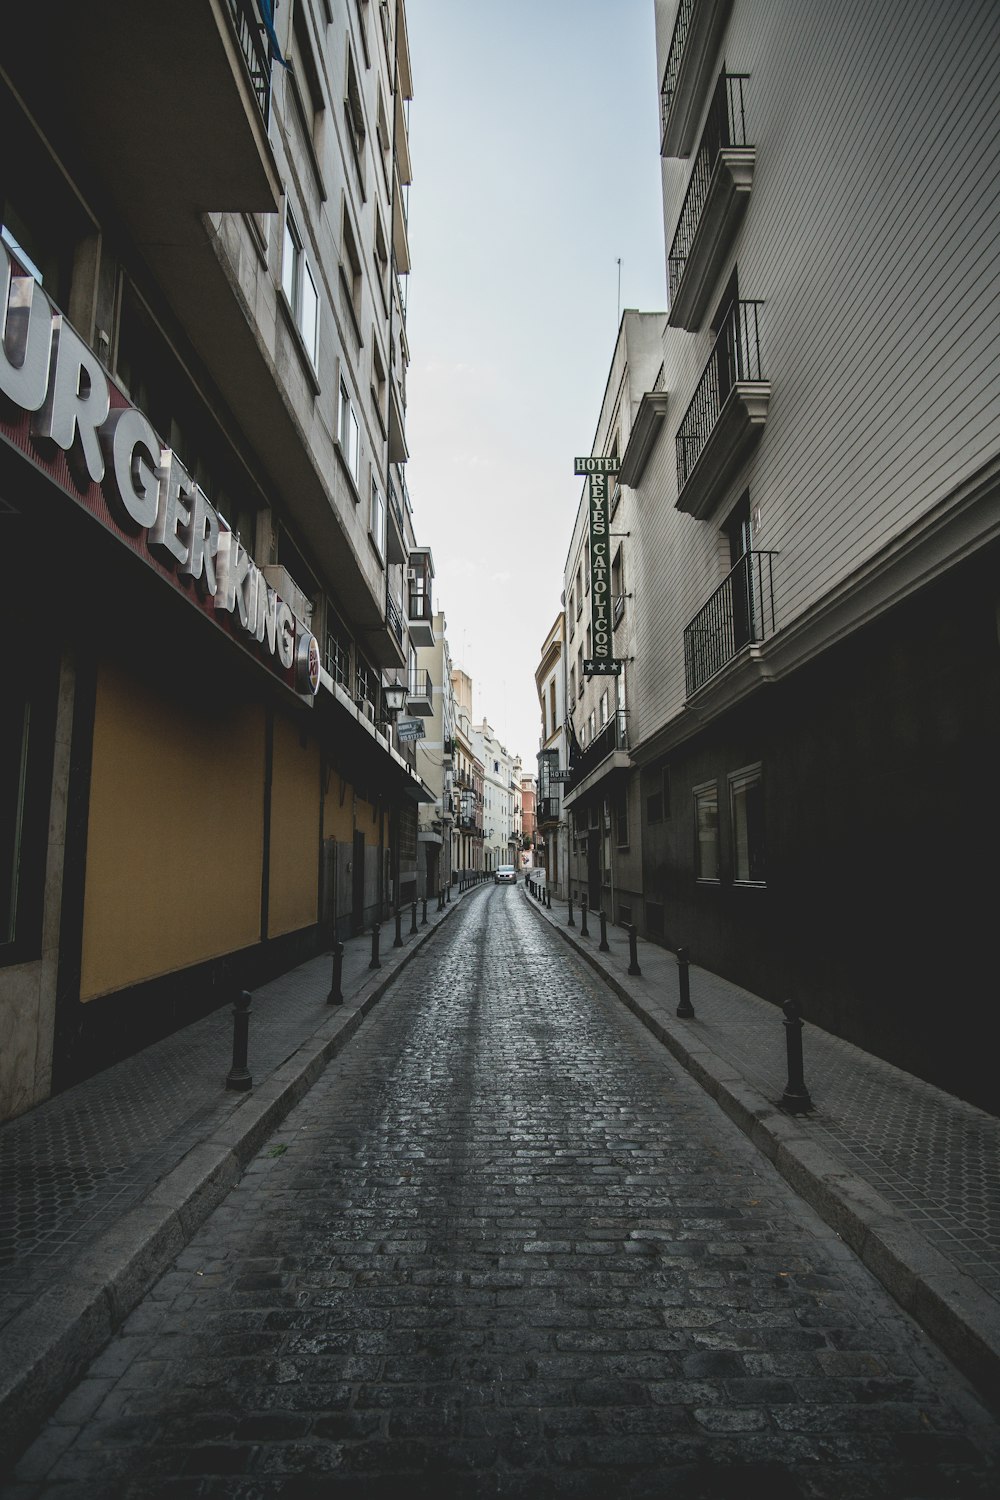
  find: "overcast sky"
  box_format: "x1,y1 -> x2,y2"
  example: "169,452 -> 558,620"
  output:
404,0 -> 667,768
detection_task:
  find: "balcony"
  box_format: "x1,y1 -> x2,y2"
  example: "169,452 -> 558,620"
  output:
668,74 -> 755,332
675,300 -> 770,520
407,592 -> 434,647
619,363 -> 669,488
683,549 -> 778,696
660,0 -> 734,159
537,797 -> 561,826
566,710 -> 631,801
365,584 -> 407,668
386,478 -> 407,564
407,668 -> 434,717
8,1 -> 280,255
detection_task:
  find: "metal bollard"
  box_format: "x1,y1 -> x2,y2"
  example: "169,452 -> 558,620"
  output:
627,924 -> 642,976
598,909 -> 609,952
447,883 -> 451,903
394,906 -> 404,948
410,900 -> 418,936
676,945 -> 694,1018
568,895 -> 575,928
546,889 -> 551,909
781,1000 -> 812,1113
369,921 -> 381,970
421,897 -> 428,926
226,990 -> 252,1091
327,940 -> 345,1006
580,897 -> 589,937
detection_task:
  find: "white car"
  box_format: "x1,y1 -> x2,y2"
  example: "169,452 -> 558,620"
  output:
494,865 -> 517,884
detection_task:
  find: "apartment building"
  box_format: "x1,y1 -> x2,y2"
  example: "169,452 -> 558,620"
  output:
560,0 -> 1000,1109
450,670 -> 484,877
0,1 -> 435,1120
534,613 -> 569,894
472,722 -> 519,873
562,313 -> 665,925
414,607 -> 455,896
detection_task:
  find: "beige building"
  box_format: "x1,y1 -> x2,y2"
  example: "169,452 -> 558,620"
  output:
0,1 -> 435,1120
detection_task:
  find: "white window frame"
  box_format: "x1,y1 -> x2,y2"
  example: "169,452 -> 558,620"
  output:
339,379 -> 361,489
729,763 -> 765,886
282,206 -> 320,367
369,475 -> 386,559
694,779 -> 720,884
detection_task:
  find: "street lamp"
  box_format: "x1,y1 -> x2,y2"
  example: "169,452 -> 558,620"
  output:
381,678 -> 407,725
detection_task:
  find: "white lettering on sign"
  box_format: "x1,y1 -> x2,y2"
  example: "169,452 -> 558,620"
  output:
0,241 -> 317,693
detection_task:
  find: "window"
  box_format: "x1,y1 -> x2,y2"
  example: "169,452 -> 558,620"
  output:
569,665 -> 576,702
339,379 -> 361,488
648,765 -> 671,824
369,476 -> 386,558
587,710 -> 596,742
730,764 -> 765,884
373,211 -> 389,314
345,47 -> 367,196
1,656 -> 56,965
282,208 -> 319,366
549,681 -> 556,735
341,206 -> 363,337
599,690 -> 609,727
577,646 -> 584,695
694,781 -> 720,882
612,545 -> 626,626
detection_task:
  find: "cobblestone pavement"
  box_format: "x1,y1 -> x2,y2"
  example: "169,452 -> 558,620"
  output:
7,891 -> 1000,1499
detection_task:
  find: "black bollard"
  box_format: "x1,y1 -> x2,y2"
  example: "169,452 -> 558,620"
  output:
580,897 -> 589,937
410,900 -> 418,936
781,1000 -> 812,1113
598,909 -> 609,952
568,894 -> 575,928
226,990 -> 252,1091
327,940 -> 345,1005
394,906 -> 403,948
369,921 -> 381,970
627,924 -> 642,976
546,889 -> 551,909
447,883 -> 451,903
421,897 -> 428,926
676,945 -> 694,1018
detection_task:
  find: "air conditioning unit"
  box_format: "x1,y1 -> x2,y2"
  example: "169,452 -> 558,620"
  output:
406,567 -> 417,581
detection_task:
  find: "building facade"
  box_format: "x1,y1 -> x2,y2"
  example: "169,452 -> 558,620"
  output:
554,0 -> 1000,1110
414,607 -> 455,897
534,613 -> 569,895
0,1 -> 436,1121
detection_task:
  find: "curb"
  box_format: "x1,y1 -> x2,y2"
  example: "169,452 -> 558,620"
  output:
520,886 -> 1000,1413
0,893 -> 477,1475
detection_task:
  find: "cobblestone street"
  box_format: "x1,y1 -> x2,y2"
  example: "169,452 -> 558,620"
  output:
7,889 -> 1000,1499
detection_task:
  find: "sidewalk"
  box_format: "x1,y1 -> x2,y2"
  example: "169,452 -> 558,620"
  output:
520,878 -> 1000,1412
0,883 -> 486,1471
2,879 -> 998,1473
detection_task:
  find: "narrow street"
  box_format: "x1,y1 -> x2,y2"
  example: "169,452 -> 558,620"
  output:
8,889 -> 999,1499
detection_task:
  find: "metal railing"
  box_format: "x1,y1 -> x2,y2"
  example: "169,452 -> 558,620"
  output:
226,0 -> 272,125
385,587 -> 403,646
387,478 -> 405,536
408,667 -> 433,701
660,0 -> 695,144
668,73 -> 750,305
324,631 -> 350,690
568,710 -> 629,792
683,549 -> 777,696
676,299 -> 764,492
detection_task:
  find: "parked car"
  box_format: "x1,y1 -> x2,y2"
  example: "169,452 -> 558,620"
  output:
494,865 -> 517,884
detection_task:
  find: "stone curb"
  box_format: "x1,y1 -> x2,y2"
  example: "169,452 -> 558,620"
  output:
0,891 -> 479,1475
520,886 -> 1000,1413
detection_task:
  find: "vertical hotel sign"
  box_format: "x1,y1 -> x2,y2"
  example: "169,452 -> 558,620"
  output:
574,455 -> 621,676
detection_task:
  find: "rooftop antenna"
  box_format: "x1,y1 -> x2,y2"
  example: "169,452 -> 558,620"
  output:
617,257 -> 622,327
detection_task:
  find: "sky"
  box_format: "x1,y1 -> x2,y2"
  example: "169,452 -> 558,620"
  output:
404,0 -> 667,770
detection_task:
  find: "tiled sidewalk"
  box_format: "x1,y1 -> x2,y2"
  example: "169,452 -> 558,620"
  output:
519,878 -> 1000,1406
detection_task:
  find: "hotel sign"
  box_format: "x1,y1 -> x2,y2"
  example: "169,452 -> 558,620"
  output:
0,240 -> 319,695
573,454 -> 621,676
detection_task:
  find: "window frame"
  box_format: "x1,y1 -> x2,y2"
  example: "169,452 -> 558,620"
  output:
729,762 -> 766,886
693,779 -> 720,884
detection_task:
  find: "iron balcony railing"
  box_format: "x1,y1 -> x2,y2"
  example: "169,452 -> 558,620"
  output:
387,478 -> 405,536
226,0 -> 272,125
676,299 -> 764,492
668,73 -> 749,305
683,549 -> 777,696
660,0 -> 695,144
408,667 -> 432,701
324,631 -> 350,690
385,587 -> 403,646
568,709 -> 629,792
